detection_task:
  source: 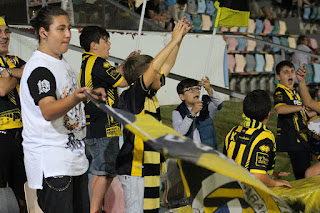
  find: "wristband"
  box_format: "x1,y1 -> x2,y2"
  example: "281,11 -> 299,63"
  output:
6,68 -> 12,77
187,113 -> 195,119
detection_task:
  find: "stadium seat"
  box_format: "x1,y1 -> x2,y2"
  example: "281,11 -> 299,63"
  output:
206,0 -> 215,15
184,12 -> 192,23
255,19 -> 264,34
229,27 -> 239,32
263,36 -> 272,51
255,36 -> 264,51
288,37 -> 297,49
247,19 -> 256,34
246,36 -> 257,51
265,54 -> 275,72
192,14 -> 202,30
310,38 -> 318,50
235,54 -> 246,73
310,7 -> 318,19
197,0 -> 206,14
245,54 -> 256,72
237,38 -> 247,51
201,14 -> 212,31
303,5 -> 311,20
227,54 -> 235,73
255,54 -> 265,72
187,0 -> 198,14
239,27 -> 248,33
278,21 -> 287,35
220,27 -> 229,32
318,7 -> 320,20
227,37 -> 238,51
305,63 -> 315,84
280,37 -> 289,47
272,36 -> 281,52
263,19 -> 272,34
313,63 -> 320,83
271,20 -> 280,34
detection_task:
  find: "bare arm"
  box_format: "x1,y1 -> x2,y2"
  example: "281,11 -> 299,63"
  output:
0,77 -> 19,97
161,18 -> 193,77
143,21 -> 186,88
253,173 -> 292,188
274,104 -> 304,114
39,87 -> 106,121
296,60 -> 320,113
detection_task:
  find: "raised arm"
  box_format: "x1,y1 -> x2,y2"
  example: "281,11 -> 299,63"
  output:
143,21 -> 186,88
296,60 -> 320,113
161,18 -> 193,77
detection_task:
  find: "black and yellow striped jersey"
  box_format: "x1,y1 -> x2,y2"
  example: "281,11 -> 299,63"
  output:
79,51 -> 124,138
224,116 -> 276,176
0,54 -> 25,130
273,84 -> 310,152
117,74 -> 165,212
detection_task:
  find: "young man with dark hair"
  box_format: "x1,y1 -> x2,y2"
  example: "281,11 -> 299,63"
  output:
0,16 -> 27,212
273,60 -> 311,180
79,26 -> 137,213
172,77 -> 222,149
224,90 -> 291,188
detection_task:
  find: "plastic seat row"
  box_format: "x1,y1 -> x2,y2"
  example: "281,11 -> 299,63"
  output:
303,6 -> 320,20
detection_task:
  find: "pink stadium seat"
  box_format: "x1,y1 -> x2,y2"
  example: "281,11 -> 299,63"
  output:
310,38 -> 318,50
220,27 -> 229,32
227,54 -> 235,73
263,19 -> 272,34
227,37 -> 238,51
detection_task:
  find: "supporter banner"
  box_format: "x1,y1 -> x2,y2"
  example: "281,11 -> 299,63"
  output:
214,0 -> 250,28
85,92 -> 292,212
272,175 -> 320,213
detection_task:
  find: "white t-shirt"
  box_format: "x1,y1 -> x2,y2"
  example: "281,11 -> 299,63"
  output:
293,44 -> 312,65
20,50 -> 88,189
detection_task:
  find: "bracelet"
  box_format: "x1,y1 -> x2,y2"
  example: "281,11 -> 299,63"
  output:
6,68 -> 12,77
187,113 -> 195,119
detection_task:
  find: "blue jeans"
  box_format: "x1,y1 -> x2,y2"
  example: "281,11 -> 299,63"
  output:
85,137 -> 119,177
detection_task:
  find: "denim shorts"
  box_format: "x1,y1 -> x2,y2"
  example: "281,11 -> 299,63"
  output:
85,137 -> 119,177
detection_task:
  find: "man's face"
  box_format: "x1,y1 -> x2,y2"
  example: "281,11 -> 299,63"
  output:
276,66 -> 296,89
0,25 -> 10,57
94,36 -> 111,59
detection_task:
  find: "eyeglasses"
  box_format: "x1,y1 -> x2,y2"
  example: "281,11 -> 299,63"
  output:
183,86 -> 201,93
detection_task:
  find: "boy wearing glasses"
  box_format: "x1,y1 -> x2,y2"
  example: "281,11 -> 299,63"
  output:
172,77 -> 222,149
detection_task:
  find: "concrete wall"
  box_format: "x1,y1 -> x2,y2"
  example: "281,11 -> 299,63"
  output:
9,28 -> 228,105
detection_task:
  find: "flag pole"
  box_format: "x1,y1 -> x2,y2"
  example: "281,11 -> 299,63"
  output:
135,0 -> 147,51
199,27 -> 218,99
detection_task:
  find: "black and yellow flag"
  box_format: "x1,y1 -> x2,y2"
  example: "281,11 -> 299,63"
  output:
214,0 -> 250,28
86,93 -> 292,212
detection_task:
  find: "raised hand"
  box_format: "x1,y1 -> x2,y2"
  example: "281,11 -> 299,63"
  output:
296,59 -> 307,82
180,16 -> 193,37
190,100 -> 203,116
171,20 -> 186,43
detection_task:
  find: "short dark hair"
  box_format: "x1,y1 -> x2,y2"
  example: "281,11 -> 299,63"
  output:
122,55 -> 153,85
176,78 -> 199,94
243,90 -> 271,122
30,6 -> 68,41
297,35 -> 309,45
275,60 -> 294,75
80,26 -> 110,52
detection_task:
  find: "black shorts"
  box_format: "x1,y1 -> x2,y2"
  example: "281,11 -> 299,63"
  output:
0,130 -> 27,200
37,173 -> 90,213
